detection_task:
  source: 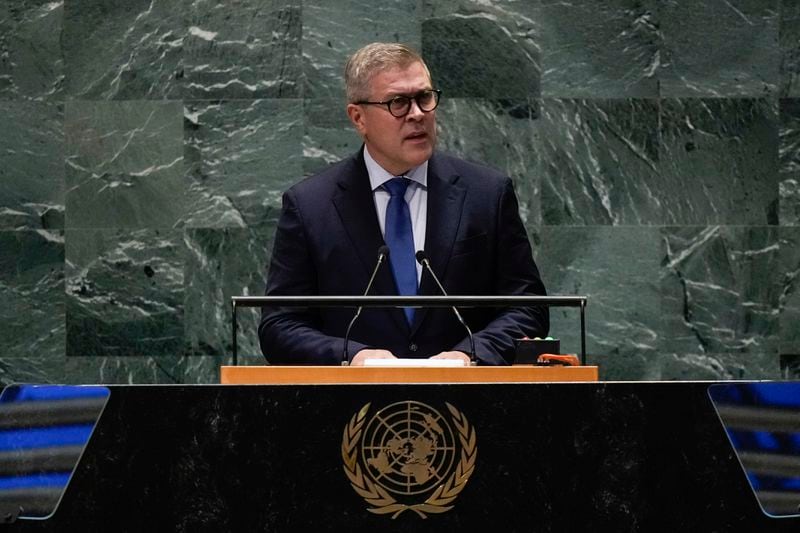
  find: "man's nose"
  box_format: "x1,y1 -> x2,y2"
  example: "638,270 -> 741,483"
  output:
405,98 -> 425,120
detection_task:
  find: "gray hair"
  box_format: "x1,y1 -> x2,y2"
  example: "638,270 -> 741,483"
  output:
344,43 -> 432,103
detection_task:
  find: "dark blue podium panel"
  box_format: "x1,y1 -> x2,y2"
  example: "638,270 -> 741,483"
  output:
709,382 -> 800,518
6,382 -> 800,532
0,385 -> 109,521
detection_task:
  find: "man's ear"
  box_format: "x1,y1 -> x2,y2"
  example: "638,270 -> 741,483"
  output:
346,103 -> 367,136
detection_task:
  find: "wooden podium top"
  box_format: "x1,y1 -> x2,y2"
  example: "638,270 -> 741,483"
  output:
220,365 -> 599,384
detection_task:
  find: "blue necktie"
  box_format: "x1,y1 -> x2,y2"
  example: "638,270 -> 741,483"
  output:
384,177 -> 417,325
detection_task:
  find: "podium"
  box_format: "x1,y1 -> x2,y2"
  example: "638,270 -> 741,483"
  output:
5,380 -> 797,531
220,365 -> 599,384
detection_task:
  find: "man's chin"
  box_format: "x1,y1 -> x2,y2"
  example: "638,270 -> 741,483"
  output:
404,141 -> 434,164
406,152 -> 433,169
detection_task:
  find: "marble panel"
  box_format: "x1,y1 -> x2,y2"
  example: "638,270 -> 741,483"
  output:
63,0 -> 182,99
183,99 -> 302,229
779,227 -> 800,354
537,226 -> 662,381
421,0 -> 540,98
0,357 -> 65,386
65,229 -> 184,357
659,98 -> 779,225
538,99 -> 660,225
657,352 -> 781,380
780,0 -> 800,97
0,230 -> 64,360
65,100 -> 185,229
780,98 -> 800,225
63,355 -> 227,384
660,226 -> 781,356
537,0 -> 660,98
0,101 -> 64,229
0,0 -> 63,100
302,0 -> 421,99
659,0 -> 779,97
183,0 -> 301,99
184,227 -> 273,358
302,98 -> 362,177
436,98 -> 540,225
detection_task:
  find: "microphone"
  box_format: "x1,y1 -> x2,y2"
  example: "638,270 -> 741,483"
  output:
415,250 -> 476,365
342,246 -> 390,365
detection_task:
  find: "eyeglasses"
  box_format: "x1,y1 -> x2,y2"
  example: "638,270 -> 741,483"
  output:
356,89 -> 441,118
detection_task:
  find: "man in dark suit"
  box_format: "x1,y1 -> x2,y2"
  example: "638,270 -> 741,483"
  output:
259,43 -> 548,366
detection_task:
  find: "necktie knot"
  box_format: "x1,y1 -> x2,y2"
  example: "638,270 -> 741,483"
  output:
384,177 -> 411,198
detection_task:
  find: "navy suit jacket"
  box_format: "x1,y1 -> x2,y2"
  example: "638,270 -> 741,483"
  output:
259,148 -> 549,365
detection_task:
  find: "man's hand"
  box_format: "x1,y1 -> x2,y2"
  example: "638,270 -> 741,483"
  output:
350,349 -> 396,366
430,351 -> 472,365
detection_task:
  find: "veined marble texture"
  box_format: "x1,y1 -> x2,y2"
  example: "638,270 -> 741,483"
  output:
539,99 -> 660,225
659,0 -> 779,97
0,0 -> 63,100
436,98 -> 540,224
538,226 -> 661,380
661,226 -> 781,355
0,357 -> 65,386
63,0 -> 182,99
780,0 -> 800,97
183,99 -> 302,229
0,101 -> 64,229
658,98 -> 778,225
2,0 -> 799,383
780,98 -> 800,225
302,98 -> 362,176
65,229 -> 183,356
0,230 -> 64,363
422,0 -> 540,98
62,355 -> 226,384
63,0 -> 301,100
183,0 -> 301,99
657,352 -> 781,380
184,227 -> 272,357
779,227 -> 800,354
537,0 -> 660,98
65,100 -> 185,229
303,0 -> 421,99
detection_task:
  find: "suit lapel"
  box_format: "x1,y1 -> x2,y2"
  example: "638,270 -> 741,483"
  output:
332,149 -> 409,332
411,153 -> 466,335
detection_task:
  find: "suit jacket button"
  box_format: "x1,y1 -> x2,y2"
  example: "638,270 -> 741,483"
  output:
409,343 -> 418,352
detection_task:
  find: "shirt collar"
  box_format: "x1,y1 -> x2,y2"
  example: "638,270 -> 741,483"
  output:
364,145 -> 428,192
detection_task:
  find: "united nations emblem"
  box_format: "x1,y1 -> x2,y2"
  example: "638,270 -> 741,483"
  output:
341,401 -> 477,519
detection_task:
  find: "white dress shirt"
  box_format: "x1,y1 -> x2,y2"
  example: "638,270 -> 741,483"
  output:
363,146 -> 428,282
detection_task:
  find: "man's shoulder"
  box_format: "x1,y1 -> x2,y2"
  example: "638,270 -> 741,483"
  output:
430,151 -> 510,187
287,152 -> 363,197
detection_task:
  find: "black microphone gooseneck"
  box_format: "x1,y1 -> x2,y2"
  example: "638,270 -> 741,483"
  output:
415,250 -> 476,365
342,246 -> 390,365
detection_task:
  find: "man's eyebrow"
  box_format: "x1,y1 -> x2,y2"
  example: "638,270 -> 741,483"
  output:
384,88 -> 433,98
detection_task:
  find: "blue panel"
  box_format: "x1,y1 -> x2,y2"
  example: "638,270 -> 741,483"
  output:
0,425 -> 95,452
0,473 -> 71,490
0,385 -> 109,403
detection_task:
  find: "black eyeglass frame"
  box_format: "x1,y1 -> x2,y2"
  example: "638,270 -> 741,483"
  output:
355,89 -> 442,118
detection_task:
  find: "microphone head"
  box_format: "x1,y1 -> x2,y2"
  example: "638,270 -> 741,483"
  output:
378,245 -> 390,258
415,250 -> 428,265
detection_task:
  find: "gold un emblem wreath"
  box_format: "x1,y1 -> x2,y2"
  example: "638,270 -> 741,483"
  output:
341,401 -> 477,519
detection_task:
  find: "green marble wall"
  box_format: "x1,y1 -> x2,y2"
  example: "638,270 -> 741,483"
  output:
1,0 -> 799,384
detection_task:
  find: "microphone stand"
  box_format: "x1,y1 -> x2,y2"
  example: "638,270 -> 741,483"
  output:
415,251 -> 477,365
342,246 -> 389,365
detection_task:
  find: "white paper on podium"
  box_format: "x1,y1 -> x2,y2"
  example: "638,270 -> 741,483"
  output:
363,358 -> 467,367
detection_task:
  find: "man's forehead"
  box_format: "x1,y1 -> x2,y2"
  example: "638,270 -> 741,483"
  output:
368,62 -> 432,95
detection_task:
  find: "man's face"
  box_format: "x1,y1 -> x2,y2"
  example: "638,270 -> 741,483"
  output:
347,61 -> 437,176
